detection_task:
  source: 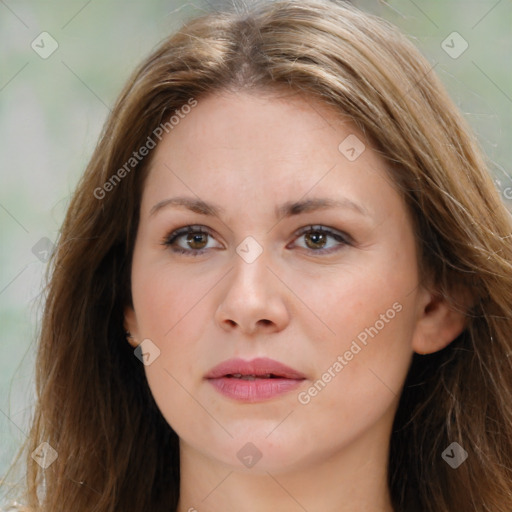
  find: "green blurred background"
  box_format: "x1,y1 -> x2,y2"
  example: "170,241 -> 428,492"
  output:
1,0 -> 511,495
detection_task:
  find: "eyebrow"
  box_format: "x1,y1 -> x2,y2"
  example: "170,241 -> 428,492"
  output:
149,196 -> 369,219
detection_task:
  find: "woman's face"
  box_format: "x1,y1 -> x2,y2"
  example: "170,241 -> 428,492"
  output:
125,90 -> 435,473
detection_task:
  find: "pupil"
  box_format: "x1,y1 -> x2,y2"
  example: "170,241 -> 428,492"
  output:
306,232 -> 326,249
187,232 -> 207,249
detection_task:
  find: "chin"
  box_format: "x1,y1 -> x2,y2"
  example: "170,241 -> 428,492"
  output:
199,428 -> 316,475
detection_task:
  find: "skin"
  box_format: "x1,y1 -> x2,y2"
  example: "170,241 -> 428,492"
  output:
125,90 -> 466,512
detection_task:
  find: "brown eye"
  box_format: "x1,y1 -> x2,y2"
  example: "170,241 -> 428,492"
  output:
304,231 -> 328,250
293,225 -> 351,254
186,232 -> 209,250
163,225 -> 221,256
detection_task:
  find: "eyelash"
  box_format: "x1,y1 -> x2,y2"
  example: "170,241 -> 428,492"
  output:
161,224 -> 352,257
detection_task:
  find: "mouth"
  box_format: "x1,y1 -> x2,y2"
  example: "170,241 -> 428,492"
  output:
225,373 -> 285,380
205,357 -> 306,402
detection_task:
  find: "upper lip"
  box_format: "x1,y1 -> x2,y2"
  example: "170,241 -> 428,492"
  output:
205,357 -> 306,380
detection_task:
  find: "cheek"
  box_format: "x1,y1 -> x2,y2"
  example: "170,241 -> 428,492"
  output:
296,247 -> 419,352
288,293 -> 416,466
296,245 -> 419,408
132,258 -> 211,338
135,278 -> 207,381
137,284 -> 209,439
305,293 -> 415,407
131,259 -> 206,404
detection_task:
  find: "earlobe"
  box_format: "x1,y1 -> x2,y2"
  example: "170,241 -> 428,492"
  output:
124,306 -> 140,348
412,289 -> 468,355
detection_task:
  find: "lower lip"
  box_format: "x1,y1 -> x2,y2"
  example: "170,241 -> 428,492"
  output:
207,377 -> 304,402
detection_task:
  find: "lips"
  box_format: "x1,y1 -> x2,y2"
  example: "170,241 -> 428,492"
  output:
205,357 -> 306,380
205,357 -> 306,402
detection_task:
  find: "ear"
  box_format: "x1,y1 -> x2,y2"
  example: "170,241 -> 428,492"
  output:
124,306 -> 140,348
412,286 -> 469,355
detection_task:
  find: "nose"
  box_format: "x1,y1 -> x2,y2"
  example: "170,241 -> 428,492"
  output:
214,250 -> 290,335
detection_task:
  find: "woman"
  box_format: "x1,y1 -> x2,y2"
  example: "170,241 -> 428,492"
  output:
3,0 -> 512,510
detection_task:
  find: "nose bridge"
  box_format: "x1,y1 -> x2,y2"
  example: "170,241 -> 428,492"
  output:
229,242 -> 273,300
215,239 -> 289,333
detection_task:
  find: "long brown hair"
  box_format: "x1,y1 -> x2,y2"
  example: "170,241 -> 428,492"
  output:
3,0 -> 512,510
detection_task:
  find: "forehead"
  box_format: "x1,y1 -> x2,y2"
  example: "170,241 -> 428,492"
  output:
140,90 -> 399,220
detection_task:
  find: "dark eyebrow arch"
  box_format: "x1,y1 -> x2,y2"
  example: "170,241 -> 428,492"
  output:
149,196 -> 369,218
150,196 -> 224,217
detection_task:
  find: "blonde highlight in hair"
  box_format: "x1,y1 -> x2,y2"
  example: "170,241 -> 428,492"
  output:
3,1 -> 512,510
